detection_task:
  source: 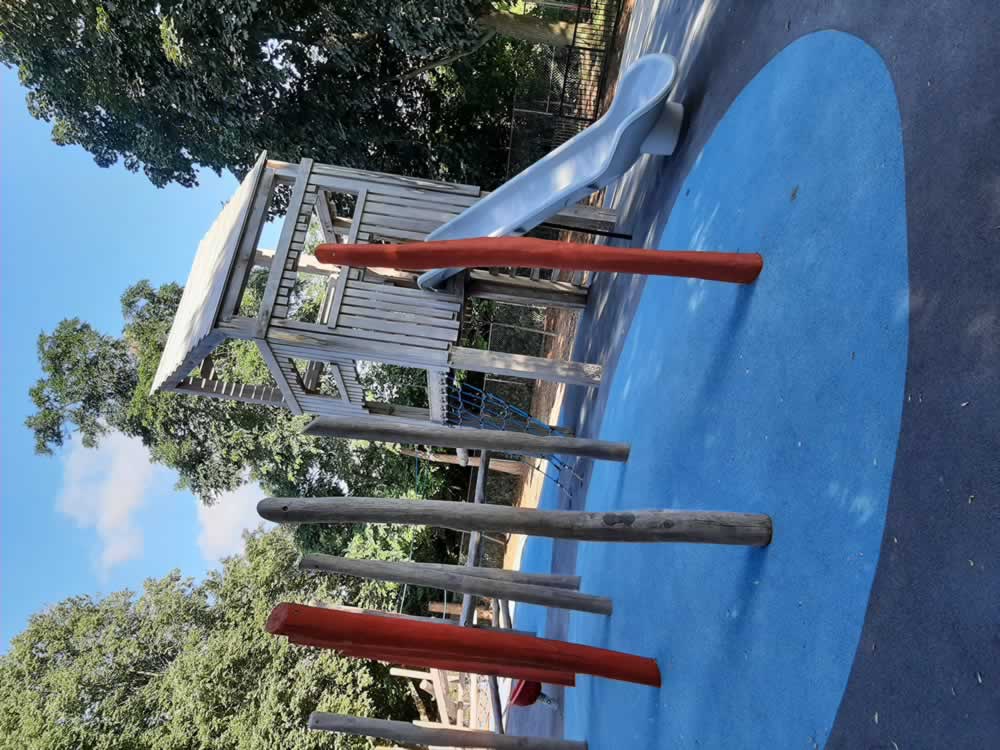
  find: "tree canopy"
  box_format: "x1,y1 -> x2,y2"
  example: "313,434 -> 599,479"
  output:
0,0 -> 538,190
26,277 -> 463,502
0,526 -> 442,749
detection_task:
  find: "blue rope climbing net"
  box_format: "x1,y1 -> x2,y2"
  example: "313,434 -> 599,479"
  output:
444,381 -> 583,494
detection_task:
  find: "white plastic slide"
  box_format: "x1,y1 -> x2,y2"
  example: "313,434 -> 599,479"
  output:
417,53 -> 683,290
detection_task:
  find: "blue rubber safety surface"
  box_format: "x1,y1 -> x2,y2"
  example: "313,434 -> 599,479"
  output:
515,32 -> 909,748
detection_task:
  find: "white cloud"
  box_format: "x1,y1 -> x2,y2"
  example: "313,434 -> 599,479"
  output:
196,483 -> 270,562
58,432 -> 160,575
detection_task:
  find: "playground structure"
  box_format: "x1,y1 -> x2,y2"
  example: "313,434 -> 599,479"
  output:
149,53 -> 687,431
149,149 -> 620,423
145,53 -> 794,748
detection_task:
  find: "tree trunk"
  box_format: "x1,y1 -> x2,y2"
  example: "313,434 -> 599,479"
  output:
477,10 -> 577,47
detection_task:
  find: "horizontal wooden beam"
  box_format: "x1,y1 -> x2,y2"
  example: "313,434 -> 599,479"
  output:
467,270 -> 588,309
398,448 -> 528,475
308,712 -> 587,750
450,346 -> 601,387
260,496 -> 773,546
254,248 -> 338,277
303,415 -> 629,461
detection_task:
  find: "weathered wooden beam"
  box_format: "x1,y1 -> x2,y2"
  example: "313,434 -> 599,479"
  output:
429,601 -> 492,621
255,340 -> 303,415
450,346 -> 601,386
398,449 -> 535,476
297,553 -> 613,615
254,248 -> 338,277
429,669 -> 455,725
303,415 -> 629,461
390,667 -> 433,681
460,453 -> 491,627
435,563 -> 581,590
467,270 -> 588,309
260,496 -> 772,547
308,712 -> 587,749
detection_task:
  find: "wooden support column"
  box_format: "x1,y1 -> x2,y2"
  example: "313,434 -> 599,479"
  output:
298,553 -> 613,615
308,712 -> 587,750
450,346 -> 601,386
467,270 -> 588,309
460,452 -> 490,627
259,496 -> 773,547
303,415 -> 629,461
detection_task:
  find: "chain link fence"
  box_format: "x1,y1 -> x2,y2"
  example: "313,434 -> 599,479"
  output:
505,0 -> 625,176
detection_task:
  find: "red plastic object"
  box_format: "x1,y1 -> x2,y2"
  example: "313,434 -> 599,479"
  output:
315,236 -> 763,284
267,603 -> 661,687
510,679 -> 543,706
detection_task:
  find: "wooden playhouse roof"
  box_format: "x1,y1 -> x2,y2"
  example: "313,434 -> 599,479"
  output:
150,152 -> 267,393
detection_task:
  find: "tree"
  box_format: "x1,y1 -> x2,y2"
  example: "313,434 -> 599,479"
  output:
25,278 -> 463,502
0,526 -> 439,749
0,0 -> 556,191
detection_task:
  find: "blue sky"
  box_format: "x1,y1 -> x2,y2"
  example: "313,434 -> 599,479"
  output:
1,67 -> 273,649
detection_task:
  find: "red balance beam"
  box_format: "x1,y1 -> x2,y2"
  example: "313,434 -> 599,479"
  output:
316,236 -> 762,283
268,603 -> 661,687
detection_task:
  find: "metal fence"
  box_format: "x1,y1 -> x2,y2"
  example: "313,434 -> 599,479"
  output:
506,0 -> 624,176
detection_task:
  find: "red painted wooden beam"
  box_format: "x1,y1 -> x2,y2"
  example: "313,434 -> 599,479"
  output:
287,632 -> 576,685
268,602 -> 661,687
316,236 -> 762,283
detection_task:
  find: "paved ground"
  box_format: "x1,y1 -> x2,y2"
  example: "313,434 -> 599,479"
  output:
510,2 -> 999,747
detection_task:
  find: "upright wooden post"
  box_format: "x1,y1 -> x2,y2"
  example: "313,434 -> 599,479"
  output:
308,712 -> 587,750
460,452 -> 491,627
298,553 -> 613,615
259,496 -> 773,546
303,415 -> 630,461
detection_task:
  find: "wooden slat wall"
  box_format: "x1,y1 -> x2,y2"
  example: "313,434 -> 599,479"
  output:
332,277 -> 462,355
268,341 -> 368,407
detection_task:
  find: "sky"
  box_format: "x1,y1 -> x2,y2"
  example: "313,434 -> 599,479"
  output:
0,67 -> 276,649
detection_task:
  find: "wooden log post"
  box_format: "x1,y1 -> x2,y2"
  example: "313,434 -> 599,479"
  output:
303,416 -> 630,462
298,553 -> 613,615
308,712 -> 587,750
428,562 -> 581,591
259,496 -> 773,546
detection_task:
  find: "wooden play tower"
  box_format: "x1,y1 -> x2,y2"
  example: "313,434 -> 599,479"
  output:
150,152 -> 615,421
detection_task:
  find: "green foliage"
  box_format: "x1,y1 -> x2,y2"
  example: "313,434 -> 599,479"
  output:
25,279 -> 462,502
294,520 -> 453,613
0,527 -> 415,749
0,0 -> 522,190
